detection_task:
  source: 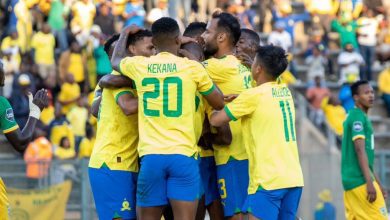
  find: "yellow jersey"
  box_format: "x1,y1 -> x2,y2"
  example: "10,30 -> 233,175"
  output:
66,106 -> 88,137
378,68 -> 390,94
195,94 -> 213,157
55,147 -> 76,159
89,83 -> 139,172
58,82 -> 81,114
31,32 -> 55,65
225,82 -> 304,193
203,55 -> 251,165
119,52 -> 215,157
79,137 -> 95,158
68,53 -> 85,83
0,178 -> 8,220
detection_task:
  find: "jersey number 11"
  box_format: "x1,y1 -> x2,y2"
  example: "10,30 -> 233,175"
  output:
279,100 -> 296,142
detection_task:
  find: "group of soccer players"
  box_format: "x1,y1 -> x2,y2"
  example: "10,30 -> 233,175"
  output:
87,10 -> 304,220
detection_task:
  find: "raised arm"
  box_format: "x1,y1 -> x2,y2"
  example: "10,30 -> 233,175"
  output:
5,89 -> 48,152
98,74 -> 133,89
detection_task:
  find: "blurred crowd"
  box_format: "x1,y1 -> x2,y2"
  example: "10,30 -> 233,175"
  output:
1,0 -> 390,178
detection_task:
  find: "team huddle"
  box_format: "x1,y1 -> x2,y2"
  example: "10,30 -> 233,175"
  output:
88,11 -> 304,220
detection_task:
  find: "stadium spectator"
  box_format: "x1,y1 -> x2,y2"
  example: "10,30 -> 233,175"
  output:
378,65 -> 390,117
58,73 -> 81,114
197,0 -> 217,22
40,91 -> 55,126
59,41 -> 88,92
337,43 -> 365,83
78,123 -> 95,158
339,75 -> 357,113
24,128 -> 52,180
48,0 -> 68,53
94,3 -> 115,36
94,35 -> 112,82
304,0 -> 339,33
331,15 -> 358,49
146,0 -> 169,25
31,23 -> 56,88
314,189 -> 336,220
339,0 -> 363,21
357,8 -> 380,81
123,0 -> 146,28
306,76 -> 331,127
14,0 -> 33,52
305,45 -> 327,82
70,0 -> 96,46
54,137 -> 76,160
1,29 -> 21,73
268,21 -> 292,52
48,102 -> 75,151
66,96 -> 88,151
321,96 -> 346,136
10,74 -> 31,127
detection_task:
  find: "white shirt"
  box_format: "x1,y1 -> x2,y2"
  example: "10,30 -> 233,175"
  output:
305,55 -> 327,81
337,51 -> 365,83
268,30 -> 292,52
357,17 -> 379,46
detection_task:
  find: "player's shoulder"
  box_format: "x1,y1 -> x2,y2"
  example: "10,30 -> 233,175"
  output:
346,108 -> 366,122
0,96 -> 9,106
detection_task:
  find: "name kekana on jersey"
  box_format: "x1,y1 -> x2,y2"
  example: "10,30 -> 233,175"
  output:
148,63 -> 178,74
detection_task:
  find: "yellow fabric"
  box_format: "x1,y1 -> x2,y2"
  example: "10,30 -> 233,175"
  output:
14,0 -> 33,52
1,37 -> 22,67
321,98 -> 346,136
66,106 -> 88,137
50,123 -> 75,149
79,138 -> 95,158
119,52 -> 215,157
378,68 -> 390,94
278,70 -> 296,85
31,32 -> 55,65
0,178 -> 9,220
304,0 -> 339,15
89,85 -> 139,171
40,105 -> 54,125
24,137 -> 52,179
71,1 -> 96,30
225,82 -> 304,192
203,55 -> 251,165
54,147 -> 76,159
58,82 -> 80,114
68,53 -> 85,83
344,181 -> 388,220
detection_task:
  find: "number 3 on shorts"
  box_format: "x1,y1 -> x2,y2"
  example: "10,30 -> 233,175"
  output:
218,178 -> 227,199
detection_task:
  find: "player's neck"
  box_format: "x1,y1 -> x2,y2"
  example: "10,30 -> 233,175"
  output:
214,47 -> 234,59
156,47 -> 178,56
255,75 -> 273,86
356,104 -> 369,114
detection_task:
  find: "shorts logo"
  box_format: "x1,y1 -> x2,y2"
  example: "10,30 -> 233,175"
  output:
5,108 -> 15,122
353,121 -> 363,132
121,198 -> 131,211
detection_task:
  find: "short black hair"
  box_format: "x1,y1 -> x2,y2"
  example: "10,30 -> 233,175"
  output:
255,45 -> 288,79
212,12 -> 241,45
127,29 -> 152,47
104,34 -> 120,54
183,22 -> 207,38
351,80 -> 370,96
241,28 -> 260,46
152,17 -> 180,42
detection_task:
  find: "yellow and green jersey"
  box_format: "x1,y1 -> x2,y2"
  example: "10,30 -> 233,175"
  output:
195,94 -> 213,158
225,82 -> 304,193
119,52 -> 215,157
203,55 -> 251,165
89,72 -> 139,172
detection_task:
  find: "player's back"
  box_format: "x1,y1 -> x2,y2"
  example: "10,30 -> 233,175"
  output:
120,52 -> 215,157
240,82 -> 303,192
89,84 -> 139,172
203,55 -> 251,165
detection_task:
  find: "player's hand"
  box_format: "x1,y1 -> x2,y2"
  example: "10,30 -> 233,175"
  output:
31,89 -> 49,111
122,25 -> 142,35
224,94 -> 238,102
367,182 -> 377,203
180,36 -> 196,45
236,52 -> 253,69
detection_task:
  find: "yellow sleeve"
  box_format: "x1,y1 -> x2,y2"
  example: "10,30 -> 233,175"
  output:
31,34 -> 37,49
203,59 -> 226,84
224,89 -> 258,121
119,56 -> 139,80
192,63 -> 216,96
112,88 -> 135,104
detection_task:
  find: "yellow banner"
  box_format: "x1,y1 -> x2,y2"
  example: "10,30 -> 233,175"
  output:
7,181 -> 72,220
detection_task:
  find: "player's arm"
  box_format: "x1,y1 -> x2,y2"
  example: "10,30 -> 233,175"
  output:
354,138 -> 377,203
203,116 -> 232,146
111,25 -> 141,74
91,87 -> 102,118
5,89 -> 48,152
98,74 -> 133,89
116,91 -> 138,115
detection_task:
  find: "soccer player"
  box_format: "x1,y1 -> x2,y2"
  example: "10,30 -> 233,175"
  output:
89,29 -> 154,220
341,80 -> 388,219
0,61 -> 48,220
235,28 -> 260,67
111,19 -> 224,220
209,45 -> 304,220
201,12 -> 252,219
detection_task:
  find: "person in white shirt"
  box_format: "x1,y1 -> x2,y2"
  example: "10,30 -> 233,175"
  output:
305,44 -> 328,82
268,21 -> 292,52
357,9 -> 380,81
146,0 -> 169,25
337,43 -> 365,84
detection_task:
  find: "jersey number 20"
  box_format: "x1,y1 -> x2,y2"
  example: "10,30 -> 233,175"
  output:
279,100 -> 296,142
142,77 -> 183,117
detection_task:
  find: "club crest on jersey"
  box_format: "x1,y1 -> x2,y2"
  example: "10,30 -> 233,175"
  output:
5,108 -> 15,122
353,121 -> 363,132
121,198 -> 131,211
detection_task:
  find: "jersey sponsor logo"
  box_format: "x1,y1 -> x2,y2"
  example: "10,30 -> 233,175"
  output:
353,121 -> 363,132
5,108 -> 15,122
